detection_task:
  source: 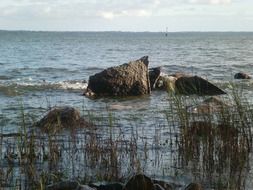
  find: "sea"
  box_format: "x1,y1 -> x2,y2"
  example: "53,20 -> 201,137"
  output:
1,31 -> 253,188
1,31 -> 253,131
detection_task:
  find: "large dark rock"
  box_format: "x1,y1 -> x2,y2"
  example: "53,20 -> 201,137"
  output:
175,76 -> 226,96
234,72 -> 251,79
36,106 -> 92,133
86,56 -> 151,97
124,174 -> 154,190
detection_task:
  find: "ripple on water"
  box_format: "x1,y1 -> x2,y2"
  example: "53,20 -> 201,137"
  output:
0,75 -> 13,80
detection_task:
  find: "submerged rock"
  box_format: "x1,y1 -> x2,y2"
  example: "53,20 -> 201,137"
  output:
154,184 -> 165,190
185,121 -> 214,138
36,106 -> 92,133
47,182 -> 96,190
86,56 -> 151,97
153,180 -> 173,190
234,72 -> 251,79
124,174 -> 154,190
217,123 -> 239,140
184,183 -> 203,190
188,96 -> 230,114
158,74 -> 226,96
46,181 -> 79,190
90,182 -> 124,190
79,185 -> 96,190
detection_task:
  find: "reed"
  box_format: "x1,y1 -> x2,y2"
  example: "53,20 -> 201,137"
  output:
167,86 -> 253,189
0,85 -> 252,189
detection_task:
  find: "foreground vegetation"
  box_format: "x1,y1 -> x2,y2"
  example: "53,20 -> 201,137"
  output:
0,87 -> 253,189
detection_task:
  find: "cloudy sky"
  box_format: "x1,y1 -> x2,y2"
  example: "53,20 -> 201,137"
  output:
0,0 -> 253,31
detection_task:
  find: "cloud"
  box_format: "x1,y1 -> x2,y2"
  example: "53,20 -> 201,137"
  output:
99,9 -> 152,20
99,11 -> 115,20
1,0 -> 253,31
188,0 -> 231,5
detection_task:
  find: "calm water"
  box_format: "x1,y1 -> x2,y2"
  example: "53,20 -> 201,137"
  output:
1,31 -> 253,188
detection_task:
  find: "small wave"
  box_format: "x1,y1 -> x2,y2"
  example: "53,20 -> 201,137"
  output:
0,80 -> 87,96
85,66 -> 104,71
37,67 -> 72,73
58,80 -> 87,90
17,80 -> 88,90
0,75 -> 13,80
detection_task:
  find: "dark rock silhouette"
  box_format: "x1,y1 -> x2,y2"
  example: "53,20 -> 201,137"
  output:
36,106 -> 92,133
46,181 -> 79,190
79,185 -> 96,190
124,174 -> 154,190
175,75 -> 226,95
234,72 -> 251,79
86,56 -> 151,97
153,180 -> 173,190
154,183 -> 165,190
184,183 -> 203,190
86,56 -> 226,97
90,183 -> 124,190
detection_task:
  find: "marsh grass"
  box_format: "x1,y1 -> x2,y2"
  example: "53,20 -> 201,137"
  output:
168,86 -> 253,189
0,87 -> 253,189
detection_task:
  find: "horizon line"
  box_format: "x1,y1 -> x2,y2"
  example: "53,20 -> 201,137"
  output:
1,29 -> 253,33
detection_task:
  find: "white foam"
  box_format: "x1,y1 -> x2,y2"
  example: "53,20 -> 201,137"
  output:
3,79 -> 88,91
58,81 -> 88,90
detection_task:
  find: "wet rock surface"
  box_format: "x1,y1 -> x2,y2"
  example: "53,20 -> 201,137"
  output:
36,106 -> 92,133
85,56 -> 227,97
78,185 -> 96,190
157,74 -> 226,96
175,75 -> 226,96
46,181 -> 79,190
234,72 -> 251,79
124,174 -> 154,190
154,183 -> 166,190
90,183 -> 124,190
87,56 -> 151,97
153,180 -> 173,190
188,96 -> 230,114
184,183 -> 203,190
46,175 -> 203,190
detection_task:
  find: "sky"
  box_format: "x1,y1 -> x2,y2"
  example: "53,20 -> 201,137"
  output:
0,0 -> 253,31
